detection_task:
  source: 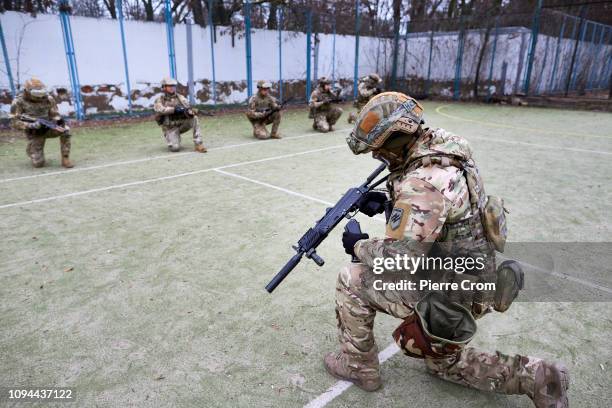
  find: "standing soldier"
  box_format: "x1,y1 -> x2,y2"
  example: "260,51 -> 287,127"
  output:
326,92 -> 569,408
153,77 -> 207,153
10,78 -> 73,168
347,73 -> 383,124
309,77 -> 343,133
245,81 -> 282,139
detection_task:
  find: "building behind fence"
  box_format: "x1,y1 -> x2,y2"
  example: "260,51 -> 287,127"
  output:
0,1 -> 611,119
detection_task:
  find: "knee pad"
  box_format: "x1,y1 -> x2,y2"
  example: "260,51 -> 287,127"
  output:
169,145 -> 180,152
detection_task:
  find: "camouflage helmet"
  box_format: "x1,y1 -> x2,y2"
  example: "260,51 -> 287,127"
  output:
318,77 -> 331,87
24,77 -> 48,99
347,92 -> 424,155
257,80 -> 272,89
160,77 -> 178,86
368,73 -> 382,84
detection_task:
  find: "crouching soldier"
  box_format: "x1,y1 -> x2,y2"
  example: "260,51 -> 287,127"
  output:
309,77 -> 342,133
347,73 -> 383,123
245,81 -> 281,139
10,77 -> 73,168
327,92 -> 569,408
153,77 -> 207,153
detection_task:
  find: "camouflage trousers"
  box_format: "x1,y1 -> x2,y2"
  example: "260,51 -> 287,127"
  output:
313,107 -> 343,132
26,129 -> 71,167
162,116 -> 202,152
250,112 -> 280,139
335,262 -> 541,397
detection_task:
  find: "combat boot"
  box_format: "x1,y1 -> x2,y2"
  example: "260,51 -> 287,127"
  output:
61,157 -> 74,168
524,361 -> 570,408
270,133 -> 282,139
324,343 -> 382,391
195,144 -> 207,153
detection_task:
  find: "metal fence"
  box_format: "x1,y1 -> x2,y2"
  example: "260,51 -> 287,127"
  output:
1,0 -> 611,120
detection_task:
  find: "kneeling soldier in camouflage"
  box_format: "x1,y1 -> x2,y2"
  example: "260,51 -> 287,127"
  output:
326,92 -> 569,408
10,77 -> 73,168
309,77 -> 343,133
347,73 -> 383,124
246,81 -> 281,139
153,77 -> 207,153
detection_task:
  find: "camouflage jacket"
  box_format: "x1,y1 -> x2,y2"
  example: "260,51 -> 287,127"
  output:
246,93 -> 279,121
10,94 -> 61,132
355,128 -> 484,267
153,93 -> 192,127
309,88 -> 338,113
356,79 -> 379,105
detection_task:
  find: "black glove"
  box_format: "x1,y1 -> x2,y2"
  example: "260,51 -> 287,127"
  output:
375,87 -> 382,94
358,191 -> 388,217
57,118 -> 66,127
174,106 -> 186,115
342,220 -> 369,257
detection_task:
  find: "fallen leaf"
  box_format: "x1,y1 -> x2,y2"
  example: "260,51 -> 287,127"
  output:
600,364 -> 605,371
64,267 -> 74,273
154,374 -> 165,380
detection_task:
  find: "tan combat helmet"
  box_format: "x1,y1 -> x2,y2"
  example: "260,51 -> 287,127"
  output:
257,80 -> 272,89
346,92 -> 424,155
318,77 -> 331,87
368,73 -> 382,84
160,77 -> 178,87
24,77 -> 48,99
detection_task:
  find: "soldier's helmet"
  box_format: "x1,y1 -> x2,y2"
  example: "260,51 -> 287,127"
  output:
160,77 -> 178,87
368,73 -> 382,84
257,80 -> 272,89
346,92 -> 424,155
24,77 -> 48,100
318,77 -> 331,87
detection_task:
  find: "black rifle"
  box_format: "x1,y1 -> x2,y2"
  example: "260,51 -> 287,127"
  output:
256,98 -> 293,121
265,163 -> 388,293
19,115 -> 67,133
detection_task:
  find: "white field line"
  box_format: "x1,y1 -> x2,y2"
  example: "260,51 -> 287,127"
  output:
303,343 -> 400,408
468,135 -> 612,156
0,145 -> 345,210
0,128 -> 351,184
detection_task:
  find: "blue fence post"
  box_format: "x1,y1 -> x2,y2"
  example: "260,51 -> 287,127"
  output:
208,0 -> 217,104
523,0 -> 542,94
164,0 -> 176,78
599,28 -> 612,89
390,11 -> 401,88
486,18 -> 499,101
115,0 -> 132,113
59,0 -> 84,120
601,29 -> 612,89
548,15 -> 566,93
425,26 -> 435,97
0,19 -> 15,98
278,7 -> 283,103
244,0 -> 253,99
453,15 -> 465,101
353,0 -> 360,100
305,9 -> 312,102
402,19 -> 410,81
331,15 -> 336,87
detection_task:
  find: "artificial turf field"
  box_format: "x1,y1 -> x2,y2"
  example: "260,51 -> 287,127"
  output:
1,101 -> 611,407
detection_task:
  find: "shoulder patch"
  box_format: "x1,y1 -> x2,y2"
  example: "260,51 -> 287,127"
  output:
389,207 -> 404,230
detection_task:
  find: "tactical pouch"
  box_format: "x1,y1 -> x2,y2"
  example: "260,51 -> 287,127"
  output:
482,195 -> 509,253
392,292 -> 476,359
494,260 -> 524,313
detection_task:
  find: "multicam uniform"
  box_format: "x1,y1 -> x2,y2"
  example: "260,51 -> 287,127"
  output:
328,92 -> 569,408
348,74 -> 382,124
153,93 -> 204,152
11,92 -> 71,168
309,87 -> 343,133
246,93 -> 281,139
